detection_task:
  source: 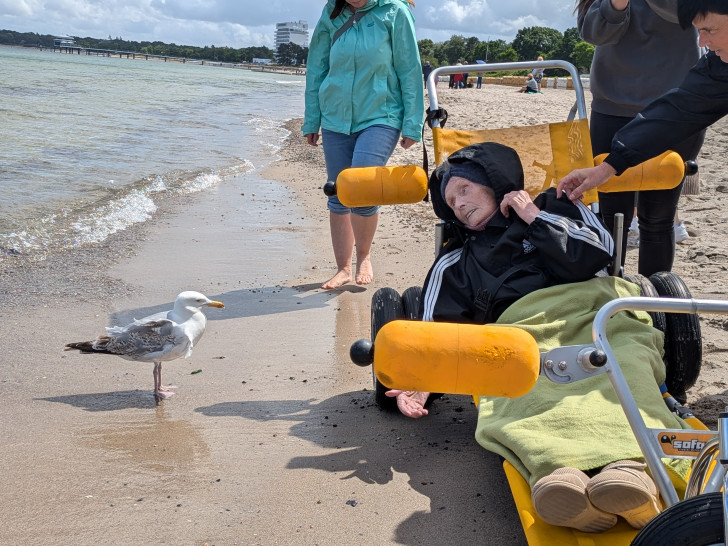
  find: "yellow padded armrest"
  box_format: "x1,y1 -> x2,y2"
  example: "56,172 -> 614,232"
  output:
336,165 -> 428,207
596,151 -> 685,193
374,321 -> 540,398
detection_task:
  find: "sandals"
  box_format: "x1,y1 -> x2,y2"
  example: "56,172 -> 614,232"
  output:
531,468 -> 618,533
586,460 -> 662,529
532,461 -> 661,532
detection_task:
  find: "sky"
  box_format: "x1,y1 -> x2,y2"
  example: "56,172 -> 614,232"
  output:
0,0 -> 579,49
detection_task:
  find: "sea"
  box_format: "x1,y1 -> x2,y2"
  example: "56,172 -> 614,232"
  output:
0,46 -> 306,261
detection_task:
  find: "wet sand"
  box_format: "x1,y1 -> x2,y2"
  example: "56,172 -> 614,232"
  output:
1,84 -> 726,545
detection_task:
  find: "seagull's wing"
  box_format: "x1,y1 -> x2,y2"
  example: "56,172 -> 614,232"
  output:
97,318 -> 191,362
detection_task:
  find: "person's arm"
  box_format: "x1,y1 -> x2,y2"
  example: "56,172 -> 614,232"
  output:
301,15 -> 331,138
558,53 -> 728,200
578,0 -> 630,45
603,53 -> 728,174
391,6 -> 425,142
522,190 -> 614,282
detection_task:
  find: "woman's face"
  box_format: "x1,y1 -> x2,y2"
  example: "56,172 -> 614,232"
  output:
346,0 -> 368,9
444,176 -> 498,230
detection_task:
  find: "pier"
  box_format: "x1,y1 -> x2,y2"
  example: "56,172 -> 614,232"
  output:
39,42 -> 305,75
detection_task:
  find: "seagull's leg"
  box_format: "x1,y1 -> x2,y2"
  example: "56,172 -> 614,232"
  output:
153,361 -> 176,401
153,361 -> 162,400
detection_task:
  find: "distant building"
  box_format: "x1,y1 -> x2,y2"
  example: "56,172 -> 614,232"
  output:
253,58 -> 273,65
275,21 -> 309,51
53,36 -> 77,48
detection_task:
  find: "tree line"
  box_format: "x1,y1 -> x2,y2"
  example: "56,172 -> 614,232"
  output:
277,26 -> 596,74
0,26 -> 595,73
0,30 -> 276,64
418,26 -> 595,74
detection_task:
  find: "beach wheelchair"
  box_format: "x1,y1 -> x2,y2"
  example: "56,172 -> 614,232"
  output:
327,60 -> 724,544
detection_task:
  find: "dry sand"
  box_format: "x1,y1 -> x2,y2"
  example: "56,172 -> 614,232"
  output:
1,84 -> 726,545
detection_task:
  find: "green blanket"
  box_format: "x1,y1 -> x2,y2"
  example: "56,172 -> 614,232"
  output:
475,276 -> 692,487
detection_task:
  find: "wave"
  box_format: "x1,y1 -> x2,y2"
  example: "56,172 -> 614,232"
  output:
0,161 -> 254,257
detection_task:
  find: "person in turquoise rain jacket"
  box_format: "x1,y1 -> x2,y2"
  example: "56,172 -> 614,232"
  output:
303,0 -> 425,290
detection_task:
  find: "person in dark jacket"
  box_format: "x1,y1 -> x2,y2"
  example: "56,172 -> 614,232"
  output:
386,142 -> 614,418
575,0 -> 705,276
558,0 -> 728,203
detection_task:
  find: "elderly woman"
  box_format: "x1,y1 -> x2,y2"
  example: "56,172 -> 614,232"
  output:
387,142 -> 692,532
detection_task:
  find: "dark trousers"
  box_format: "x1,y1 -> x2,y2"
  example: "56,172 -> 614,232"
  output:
590,111 -> 705,276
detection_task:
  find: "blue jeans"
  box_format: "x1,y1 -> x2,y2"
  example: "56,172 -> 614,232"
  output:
322,124 -> 400,216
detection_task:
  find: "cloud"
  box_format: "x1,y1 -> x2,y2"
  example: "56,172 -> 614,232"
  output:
0,0 -> 579,49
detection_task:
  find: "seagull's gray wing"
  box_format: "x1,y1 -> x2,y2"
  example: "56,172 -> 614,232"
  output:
98,319 -> 191,362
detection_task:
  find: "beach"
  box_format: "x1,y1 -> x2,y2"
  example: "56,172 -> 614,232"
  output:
1,84 -> 727,545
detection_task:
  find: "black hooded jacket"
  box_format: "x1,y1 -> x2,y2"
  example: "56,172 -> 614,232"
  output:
606,51 -> 728,175
420,142 -> 615,324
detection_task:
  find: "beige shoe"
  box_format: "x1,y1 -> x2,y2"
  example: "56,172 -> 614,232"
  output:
532,468 -> 618,533
586,460 -> 661,529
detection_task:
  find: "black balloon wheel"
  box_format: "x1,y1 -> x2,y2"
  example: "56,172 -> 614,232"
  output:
401,286 -> 422,320
648,271 -> 702,405
631,492 -> 724,545
623,273 -> 668,335
371,287 -> 404,410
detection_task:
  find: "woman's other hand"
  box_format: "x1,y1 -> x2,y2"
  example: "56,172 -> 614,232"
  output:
500,190 -> 541,224
305,133 -> 320,146
400,137 -> 416,149
385,389 -> 430,418
556,161 -> 617,202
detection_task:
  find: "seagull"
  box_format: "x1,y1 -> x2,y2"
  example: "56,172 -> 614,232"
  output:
65,291 -> 224,402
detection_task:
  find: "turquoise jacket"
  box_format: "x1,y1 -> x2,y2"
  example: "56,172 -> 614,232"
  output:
302,0 -> 424,141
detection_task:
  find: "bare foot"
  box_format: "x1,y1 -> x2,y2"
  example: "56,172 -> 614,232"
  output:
322,267 -> 352,290
355,256 -> 374,285
385,390 -> 430,418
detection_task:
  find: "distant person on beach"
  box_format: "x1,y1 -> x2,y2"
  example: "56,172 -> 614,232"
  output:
422,61 -> 433,87
559,0 -> 728,208
303,0 -> 424,290
531,56 -> 545,92
572,0 -> 706,277
517,73 -> 539,93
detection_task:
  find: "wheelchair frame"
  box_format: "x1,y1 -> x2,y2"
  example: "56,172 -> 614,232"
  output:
347,60 -> 726,544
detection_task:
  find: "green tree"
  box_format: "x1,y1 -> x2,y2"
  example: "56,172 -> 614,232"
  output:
440,35 -> 468,64
417,38 -> 435,61
512,26 -> 563,61
462,36 -> 480,63
496,47 -> 519,62
572,41 -> 595,73
276,42 -> 306,65
552,27 -> 581,67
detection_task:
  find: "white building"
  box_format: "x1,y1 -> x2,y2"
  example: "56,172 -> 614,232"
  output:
275,21 -> 309,50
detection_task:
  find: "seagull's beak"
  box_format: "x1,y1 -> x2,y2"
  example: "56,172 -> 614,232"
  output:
206,300 -> 225,309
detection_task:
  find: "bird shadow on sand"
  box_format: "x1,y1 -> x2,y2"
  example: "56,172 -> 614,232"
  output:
194,391 -> 526,544
36,390 -> 159,411
109,284 -> 345,325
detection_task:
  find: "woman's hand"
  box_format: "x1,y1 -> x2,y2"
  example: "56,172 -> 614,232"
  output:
400,137 -> 416,149
385,390 -> 430,418
305,133 -> 320,147
500,190 -> 541,224
556,161 -> 617,202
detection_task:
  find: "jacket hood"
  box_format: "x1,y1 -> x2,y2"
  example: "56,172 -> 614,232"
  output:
429,142 -> 524,224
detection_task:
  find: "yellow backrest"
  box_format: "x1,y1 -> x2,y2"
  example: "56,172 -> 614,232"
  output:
432,118 -> 600,204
